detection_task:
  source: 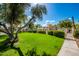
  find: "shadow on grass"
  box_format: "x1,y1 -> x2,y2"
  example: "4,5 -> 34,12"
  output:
0,45 -> 24,56
0,38 -> 24,56
0,38 -> 51,56
0,45 -> 10,52
0,43 -> 51,56
11,47 -> 24,56
26,48 -> 38,56
0,38 -> 11,52
0,39 -> 51,56
0,35 -> 8,39
26,48 -> 51,56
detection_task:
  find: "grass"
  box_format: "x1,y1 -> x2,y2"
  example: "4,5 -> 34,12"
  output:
0,32 -> 64,56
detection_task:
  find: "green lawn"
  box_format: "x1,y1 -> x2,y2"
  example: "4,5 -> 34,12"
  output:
0,32 -> 64,56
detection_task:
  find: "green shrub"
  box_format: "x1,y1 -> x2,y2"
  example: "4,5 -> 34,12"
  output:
27,30 -> 37,33
27,30 -> 65,38
48,30 -> 53,35
38,31 -> 46,34
32,30 -> 37,33
73,30 -> 79,39
27,31 -> 32,33
53,30 -> 65,38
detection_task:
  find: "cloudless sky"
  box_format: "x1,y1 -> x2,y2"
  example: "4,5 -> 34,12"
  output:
29,3 -> 79,26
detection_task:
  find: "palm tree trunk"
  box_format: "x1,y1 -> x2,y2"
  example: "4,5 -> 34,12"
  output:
72,16 -> 76,33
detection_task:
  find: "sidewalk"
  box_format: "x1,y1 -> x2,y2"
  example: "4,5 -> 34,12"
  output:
58,33 -> 79,56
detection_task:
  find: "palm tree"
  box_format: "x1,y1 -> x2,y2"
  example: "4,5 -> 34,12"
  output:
59,20 -> 72,28
0,3 -> 47,47
58,19 -> 72,33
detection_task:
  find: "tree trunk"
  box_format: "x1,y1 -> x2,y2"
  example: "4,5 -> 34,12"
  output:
8,33 -> 19,48
72,16 -> 76,33
10,16 -> 35,47
10,37 -> 18,48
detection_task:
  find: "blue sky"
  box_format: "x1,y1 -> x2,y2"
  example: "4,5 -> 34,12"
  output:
27,3 -> 79,26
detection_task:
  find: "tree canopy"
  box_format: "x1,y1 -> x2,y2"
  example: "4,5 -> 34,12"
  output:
58,20 -> 72,28
0,3 -> 47,47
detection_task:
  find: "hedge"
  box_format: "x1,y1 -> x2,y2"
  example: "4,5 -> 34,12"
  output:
48,30 -> 53,35
27,30 -> 37,33
37,31 -> 46,34
27,30 -> 65,38
53,30 -> 65,38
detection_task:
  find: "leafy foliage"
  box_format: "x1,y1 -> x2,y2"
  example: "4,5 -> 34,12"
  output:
27,30 -> 65,38
31,4 -> 47,20
73,30 -> 79,39
53,30 -> 65,38
59,20 -> 72,28
0,4 -> 30,25
0,3 -> 47,47
37,30 -> 46,34
48,30 -> 53,35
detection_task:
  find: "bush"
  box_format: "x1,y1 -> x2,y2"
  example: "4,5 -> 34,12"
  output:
27,30 -> 37,33
32,30 -> 37,33
73,30 -> 79,39
53,30 -> 65,38
27,30 -> 65,38
27,30 -> 32,33
37,31 -> 46,34
48,30 -> 53,35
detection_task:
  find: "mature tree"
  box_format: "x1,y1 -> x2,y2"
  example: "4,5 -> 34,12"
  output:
0,3 -> 47,47
35,24 -> 42,28
58,19 -> 72,33
59,20 -> 72,28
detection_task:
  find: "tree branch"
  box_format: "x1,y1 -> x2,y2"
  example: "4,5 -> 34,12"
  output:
0,29 -> 7,34
0,22 -> 10,34
16,16 -> 35,34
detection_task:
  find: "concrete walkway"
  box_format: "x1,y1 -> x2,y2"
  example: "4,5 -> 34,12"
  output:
58,33 -> 79,56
